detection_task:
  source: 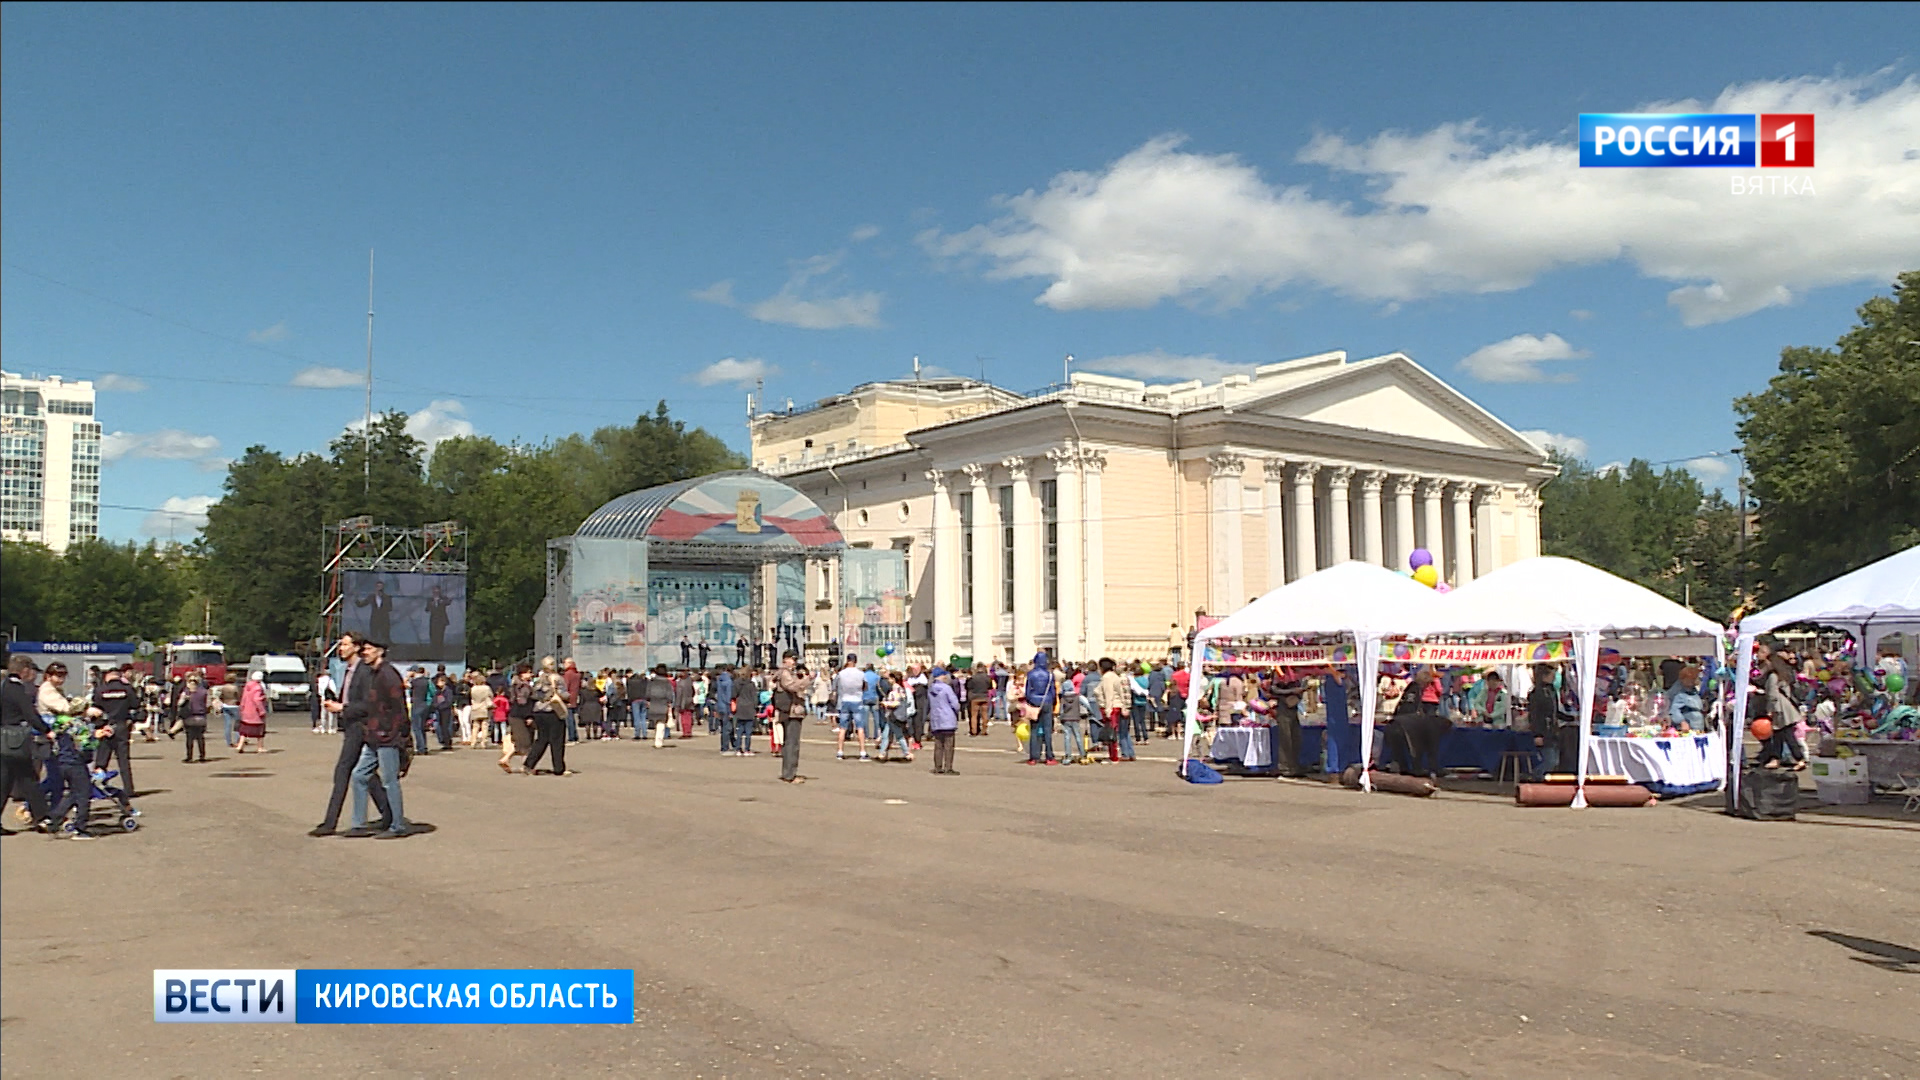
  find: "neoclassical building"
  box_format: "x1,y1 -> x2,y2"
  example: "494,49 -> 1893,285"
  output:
751,349 -> 1556,664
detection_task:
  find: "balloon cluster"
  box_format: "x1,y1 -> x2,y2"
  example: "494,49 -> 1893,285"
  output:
875,643 -> 894,659
1406,549 -> 1451,592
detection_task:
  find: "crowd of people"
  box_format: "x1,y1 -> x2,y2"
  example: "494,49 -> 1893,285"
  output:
1,654 -> 142,838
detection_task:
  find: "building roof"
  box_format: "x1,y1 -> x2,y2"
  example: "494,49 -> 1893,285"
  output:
575,470 -> 845,550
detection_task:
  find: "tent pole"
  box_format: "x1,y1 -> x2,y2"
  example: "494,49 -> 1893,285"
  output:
1727,633 -> 1754,814
1357,634 -> 1379,793
1572,632 -> 1600,809
1181,649 -> 1206,776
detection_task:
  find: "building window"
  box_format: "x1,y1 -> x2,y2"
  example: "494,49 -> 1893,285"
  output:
999,485 -> 1014,614
1040,479 -> 1058,611
958,491 -> 974,617
47,399 -> 93,416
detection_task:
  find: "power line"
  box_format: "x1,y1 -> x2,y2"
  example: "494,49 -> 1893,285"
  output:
3,261 -> 749,409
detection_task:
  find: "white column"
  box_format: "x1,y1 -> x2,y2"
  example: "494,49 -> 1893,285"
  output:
1080,450 -> 1107,658
1263,458 -> 1288,587
1473,484 -> 1499,579
1515,485 -> 1542,560
1290,461 -> 1320,577
1006,456 -> 1038,662
1207,452 -> 1245,612
1047,447 -> 1083,661
1325,465 -> 1353,564
927,469 -> 958,663
1419,477 -> 1447,574
1392,475 -> 1417,571
964,462 -> 995,663
1359,470 -> 1386,567
1449,483 -> 1475,585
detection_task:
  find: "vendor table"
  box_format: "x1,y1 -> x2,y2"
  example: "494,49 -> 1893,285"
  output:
1207,725 -> 1274,769
1297,725 -> 1534,775
1585,731 -> 1724,797
1833,739 -> 1920,787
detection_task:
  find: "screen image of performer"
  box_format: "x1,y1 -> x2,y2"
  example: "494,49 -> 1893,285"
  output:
426,584 -> 451,654
355,580 -> 393,644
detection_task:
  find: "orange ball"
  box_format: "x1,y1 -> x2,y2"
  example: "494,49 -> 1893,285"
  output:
1749,717 -> 1774,741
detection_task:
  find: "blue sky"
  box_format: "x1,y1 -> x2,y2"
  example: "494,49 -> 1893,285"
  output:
4,3 -> 1916,540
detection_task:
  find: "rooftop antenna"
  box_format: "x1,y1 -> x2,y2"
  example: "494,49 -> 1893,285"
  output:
1064,352 -> 1074,388
363,249 -> 374,498
912,354 -> 921,382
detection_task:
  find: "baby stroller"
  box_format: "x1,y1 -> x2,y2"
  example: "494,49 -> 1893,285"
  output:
65,767 -> 141,834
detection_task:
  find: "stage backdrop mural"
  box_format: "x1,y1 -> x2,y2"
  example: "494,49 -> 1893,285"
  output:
568,537 -> 649,674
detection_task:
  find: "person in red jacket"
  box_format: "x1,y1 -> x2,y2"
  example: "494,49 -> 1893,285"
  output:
344,638 -> 412,839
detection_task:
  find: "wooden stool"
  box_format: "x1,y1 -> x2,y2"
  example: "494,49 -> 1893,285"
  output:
1496,750 -> 1535,788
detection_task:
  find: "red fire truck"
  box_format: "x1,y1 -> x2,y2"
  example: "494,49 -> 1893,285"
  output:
165,636 -> 227,684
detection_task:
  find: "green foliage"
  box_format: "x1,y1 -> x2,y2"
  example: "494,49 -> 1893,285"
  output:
1736,271 -> 1920,596
2,540 -> 65,640
1540,451 -> 1752,622
196,402 -> 742,661
1,538 -> 194,644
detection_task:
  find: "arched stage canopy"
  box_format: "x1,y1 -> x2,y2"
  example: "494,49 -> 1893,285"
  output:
541,471 -> 847,671
576,470 -> 845,553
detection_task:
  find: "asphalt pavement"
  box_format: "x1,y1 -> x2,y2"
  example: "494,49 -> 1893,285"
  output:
3,719 -> 1916,1079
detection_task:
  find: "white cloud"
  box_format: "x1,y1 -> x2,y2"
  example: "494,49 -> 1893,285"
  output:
405,400 -> 474,451
291,365 -> 364,389
140,495 -> 215,537
1568,309 -> 1594,322
1460,333 -> 1588,382
927,75 -> 1920,326
690,280 -> 737,305
692,357 -> 775,387
1683,455 -> 1733,480
102,429 -> 222,464
248,321 -> 290,343
1518,429 -> 1589,459
849,224 -> 882,242
95,373 -> 148,392
1081,349 -> 1248,383
346,399 -> 475,453
697,251 -> 884,330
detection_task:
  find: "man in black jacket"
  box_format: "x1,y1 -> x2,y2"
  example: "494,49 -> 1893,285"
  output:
344,638 -> 411,838
92,665 -> 141,803
2,655 -> 55,832
311,634 -> 390,836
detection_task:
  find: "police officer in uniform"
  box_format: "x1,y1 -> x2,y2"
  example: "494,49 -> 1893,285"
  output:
92,664 -> 140,803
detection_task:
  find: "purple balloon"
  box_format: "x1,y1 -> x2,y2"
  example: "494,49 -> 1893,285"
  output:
1409,548 -> 1434,569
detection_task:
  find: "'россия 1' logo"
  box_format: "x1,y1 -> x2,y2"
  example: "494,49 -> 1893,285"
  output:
1579,113 -> 1813,167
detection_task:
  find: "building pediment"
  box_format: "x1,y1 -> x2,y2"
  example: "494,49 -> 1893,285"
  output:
1227,354 -> 1543,456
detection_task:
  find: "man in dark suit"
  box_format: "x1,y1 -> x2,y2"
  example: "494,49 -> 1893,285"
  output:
355,580 -> 393,644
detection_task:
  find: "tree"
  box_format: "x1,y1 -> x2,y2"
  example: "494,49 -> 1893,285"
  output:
1,540 -> 62,641
2,539 -> 195,646
197,402 -> 742,662
1540,451 -> 1752,621
51,540 -> 193,643
1736,271 -> 1920,597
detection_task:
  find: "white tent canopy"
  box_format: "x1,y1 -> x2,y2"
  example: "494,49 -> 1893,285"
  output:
1727,544 -> 1920,808
1195,559 -> 1446,643
1736,544 -> 1920,642
1402,557 -> 1727,807
1186,561 -> 1444,789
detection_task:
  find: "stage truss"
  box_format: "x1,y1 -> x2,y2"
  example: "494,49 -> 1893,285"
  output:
319,517 -> 469,645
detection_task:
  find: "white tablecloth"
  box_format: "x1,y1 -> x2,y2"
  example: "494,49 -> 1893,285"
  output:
1586,731 -> 1724,794
1209,726 -> 1272,768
